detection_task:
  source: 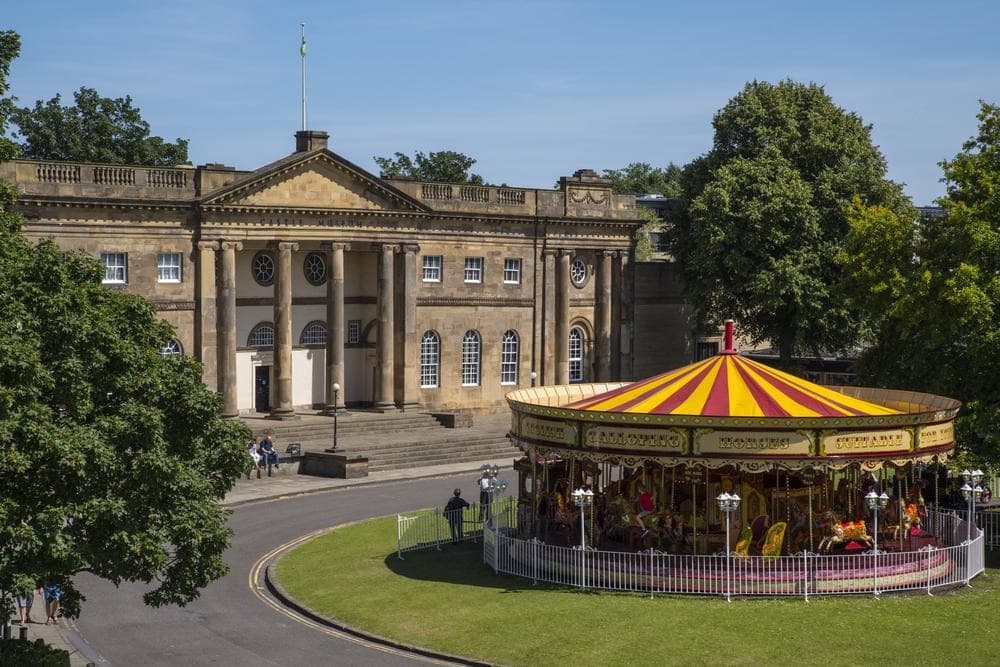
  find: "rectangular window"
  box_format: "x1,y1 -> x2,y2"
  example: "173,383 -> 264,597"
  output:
157,252 -> 182,283
101,252 -> 128,284
503,258 -> 522,284
347,319 -> 361,344
695,341 -> 719,361
464,257 -> 483,283
422,255 -> 442,282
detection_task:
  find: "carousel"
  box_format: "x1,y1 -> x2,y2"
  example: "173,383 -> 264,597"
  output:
493,322 -> 981,597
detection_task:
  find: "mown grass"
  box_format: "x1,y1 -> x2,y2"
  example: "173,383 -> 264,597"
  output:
276,515 -> 1000,666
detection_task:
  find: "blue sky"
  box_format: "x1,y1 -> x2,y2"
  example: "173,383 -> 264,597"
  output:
5,0 -> 999,203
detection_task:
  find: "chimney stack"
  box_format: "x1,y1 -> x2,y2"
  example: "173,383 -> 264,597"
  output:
723,320 -> 735,354
295,130 -> 329,152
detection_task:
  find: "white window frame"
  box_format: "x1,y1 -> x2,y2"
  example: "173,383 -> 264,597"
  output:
569,327 -> 584,383
101,252 -> 128,284
300,321 -> 328,345
500,330 -> 519,385
503,258 -> 522,284
420,331 -> 440,388
461,330 -> 481,386
157,252 -> 182,283
422,255 -> 442,283
160,339 -> 183,357
248,323 -> 275,348
464,257 -> 483,284
347,319 -> 362,344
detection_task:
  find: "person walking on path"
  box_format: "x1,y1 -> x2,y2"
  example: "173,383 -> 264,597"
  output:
444,489 -> 470,543
43,582 -> 61,625
15,584 -> 36,624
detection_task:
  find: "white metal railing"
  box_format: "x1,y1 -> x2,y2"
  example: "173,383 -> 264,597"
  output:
482,508 -> 984,598
397,497 -> 517,557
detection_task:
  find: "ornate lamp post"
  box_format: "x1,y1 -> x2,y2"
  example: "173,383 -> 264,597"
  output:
331,382 -> 340,452
960,468 -> 985,544
571,487 -> 594,549
480,464 -> 508,528
865,490 -> 889,596
716,491 -> 741,602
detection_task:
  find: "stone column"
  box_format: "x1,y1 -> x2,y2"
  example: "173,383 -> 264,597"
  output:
596,250 -> 614,381
217,241 -> 241,418
269,241 -> 299,420
195,241 -> 218,389
610,250 -> 623,381
618,251 -> 633,379
375,243 -> 396,410
397,243 -> 421,410
323,242 -> 349,414
556,249 -> 573,385
541,249 -> 558,386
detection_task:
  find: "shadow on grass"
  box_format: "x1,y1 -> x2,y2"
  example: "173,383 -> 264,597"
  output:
384,542 -> 595,596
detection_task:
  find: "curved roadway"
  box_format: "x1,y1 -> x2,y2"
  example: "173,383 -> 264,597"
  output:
71,474 -> 478,666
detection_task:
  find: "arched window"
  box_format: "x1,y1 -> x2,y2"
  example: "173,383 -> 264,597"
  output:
248,322 -> 275,348
300,321 -> 328,345
461,330 -> 481,386
420,331 -> 440,388
569,327 -> 584,383
500,330 -> 519,385
160,339 -> 183,358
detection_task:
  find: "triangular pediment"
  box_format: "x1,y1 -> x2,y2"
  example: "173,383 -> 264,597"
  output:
201,149 -> 429,212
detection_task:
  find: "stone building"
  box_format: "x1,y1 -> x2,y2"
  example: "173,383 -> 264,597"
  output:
2,130 -> 665,416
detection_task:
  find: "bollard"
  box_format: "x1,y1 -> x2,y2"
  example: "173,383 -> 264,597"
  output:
2,621 -> 10,640
19,624 -> 28,640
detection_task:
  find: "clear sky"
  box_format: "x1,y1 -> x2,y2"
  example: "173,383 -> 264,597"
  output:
5,0 -> 999,203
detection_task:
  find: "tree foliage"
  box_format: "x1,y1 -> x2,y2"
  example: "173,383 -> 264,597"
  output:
374,150 -> 484,184
669,80 -> 910,362
603,162 -> 682,198
842,102 -> 1000,464
12,87 -> 189,166
0,31 -> 248,618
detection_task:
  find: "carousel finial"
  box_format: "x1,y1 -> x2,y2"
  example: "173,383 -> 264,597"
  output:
723,319 -> 736,354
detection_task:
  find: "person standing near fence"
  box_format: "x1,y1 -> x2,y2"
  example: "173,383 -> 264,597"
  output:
479,471 -> 491,521
444,489 -> 470,543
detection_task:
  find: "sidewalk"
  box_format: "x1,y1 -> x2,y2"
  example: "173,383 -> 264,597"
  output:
18,458 -> 513,664
223,458 -> 509,506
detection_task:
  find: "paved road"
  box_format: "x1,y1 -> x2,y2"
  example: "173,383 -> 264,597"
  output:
72,474 -> 482,666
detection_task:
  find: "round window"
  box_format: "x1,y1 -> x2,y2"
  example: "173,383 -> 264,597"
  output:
304,252 -> 327,286
570,257 -> 588,286
253,252 -> 275,286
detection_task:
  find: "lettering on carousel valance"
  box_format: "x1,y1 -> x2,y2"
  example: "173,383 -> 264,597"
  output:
696,430 -> 811,456
584,425 -> 685,452
519,417 -> 576,446
918,421 -> 955,449
821,429 -> 912,454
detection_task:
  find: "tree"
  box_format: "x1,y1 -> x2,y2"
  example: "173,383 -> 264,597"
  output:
603,162 -> 682,198
1,31 -> 248,619
669,80 -> 910,363
12,87 -> 189,166
374,150 -> 484,184
842,102 -> 1000,464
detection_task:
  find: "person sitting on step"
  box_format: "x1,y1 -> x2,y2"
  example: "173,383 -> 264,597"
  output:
259,435 -> 279,469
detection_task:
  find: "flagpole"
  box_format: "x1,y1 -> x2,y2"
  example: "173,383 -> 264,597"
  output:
300,22 -> 307,131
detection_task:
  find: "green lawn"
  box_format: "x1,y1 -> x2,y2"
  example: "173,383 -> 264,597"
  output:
275,515 -> 1000,666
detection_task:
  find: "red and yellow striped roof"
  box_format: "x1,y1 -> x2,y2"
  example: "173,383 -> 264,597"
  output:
565,354 -> 901,418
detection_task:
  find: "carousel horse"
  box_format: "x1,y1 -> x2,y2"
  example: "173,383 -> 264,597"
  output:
786,500 -> 810,554
817,511 -> 874,552
748,514 -> 770,555
550,481 -> 578,545
734,525 -> 752,557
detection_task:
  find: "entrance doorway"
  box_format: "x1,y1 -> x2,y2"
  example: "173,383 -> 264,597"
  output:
255,366 -> 271,412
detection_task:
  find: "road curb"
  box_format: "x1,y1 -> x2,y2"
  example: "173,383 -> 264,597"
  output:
263,546 -> 492,667
223,462 -> 505,508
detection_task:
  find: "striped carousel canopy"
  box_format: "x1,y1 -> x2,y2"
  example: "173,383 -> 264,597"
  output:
564,353 -> 902,418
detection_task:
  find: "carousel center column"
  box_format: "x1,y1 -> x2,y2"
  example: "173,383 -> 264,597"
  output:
375,243 -> 396,411
217,241 -> 242,418
596,249 -> 613,381
323,242 -> 349,414
269,241 -> 299,420
555,248 -> 573,385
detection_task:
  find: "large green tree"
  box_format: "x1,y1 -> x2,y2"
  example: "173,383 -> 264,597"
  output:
0,31 -> 248,619
670,80 -> 910,363
842,102 -> 1000,464
374,150 -> 484,184
603,161 -> 682,198
12,86 -> 189,166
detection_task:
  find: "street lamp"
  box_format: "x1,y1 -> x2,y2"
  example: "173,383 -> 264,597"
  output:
530,371 -> 537,387
865,490 -> 889,596
961,468 -> 985,544
571,487 -> 594,549
480,464 -> 508,527
331,382 -> 340,452
716,492 -> 741,602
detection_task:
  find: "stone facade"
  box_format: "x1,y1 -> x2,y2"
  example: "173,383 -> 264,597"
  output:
2,130 -> 662,415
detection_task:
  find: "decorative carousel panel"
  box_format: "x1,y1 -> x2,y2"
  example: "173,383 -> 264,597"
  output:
917,421 -> 955,450
819,428 -> 913,456
694,429 -> 813,456
582,423 -> 687,453
518,416 -> 578,447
